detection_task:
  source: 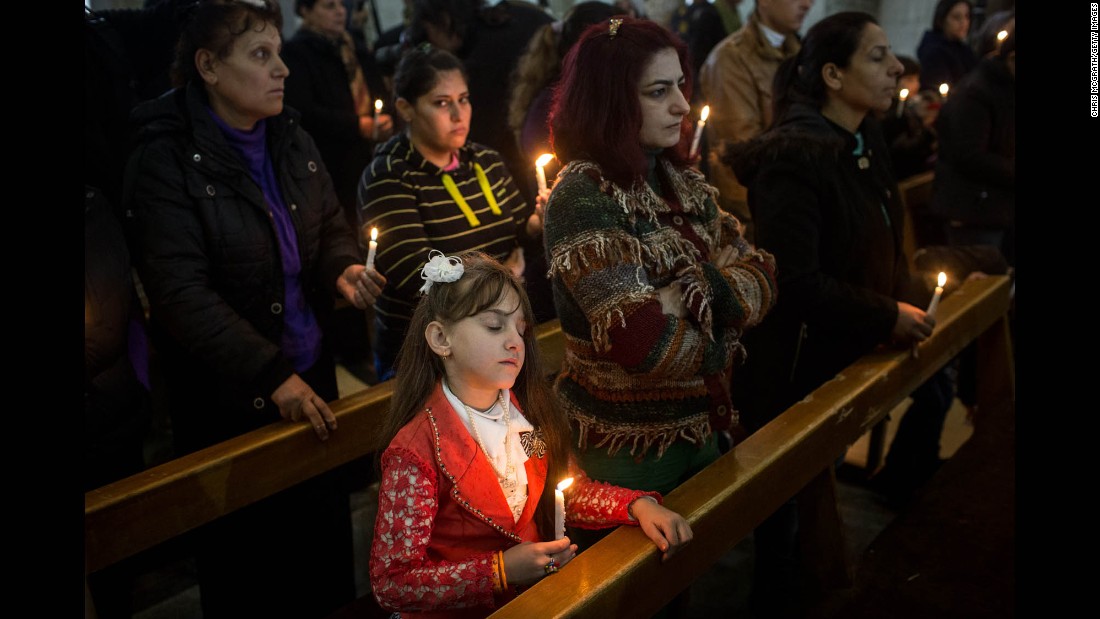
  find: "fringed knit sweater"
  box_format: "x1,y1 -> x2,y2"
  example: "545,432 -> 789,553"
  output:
544,156 -> 777,459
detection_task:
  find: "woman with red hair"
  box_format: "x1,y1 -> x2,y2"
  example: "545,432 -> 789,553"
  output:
543,17 -> 777,523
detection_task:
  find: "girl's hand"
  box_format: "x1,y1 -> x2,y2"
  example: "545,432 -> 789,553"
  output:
502,537 -> 577,586
271,374 -> 336,441
337,264 -> 387,309
630,497 -> 693,562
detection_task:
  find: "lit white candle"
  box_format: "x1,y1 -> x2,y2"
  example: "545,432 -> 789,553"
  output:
926,272 -> 947,319
365,227 -> 378,271
372,99 -> 383,140
896,88 -> 909,118
689,105 -> 709,159
939,83 -> 950,100
535,153 -> 554,194
554,477 -> 574,540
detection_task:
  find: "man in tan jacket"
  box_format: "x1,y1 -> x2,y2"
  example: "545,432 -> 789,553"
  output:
699,0 -> 812,242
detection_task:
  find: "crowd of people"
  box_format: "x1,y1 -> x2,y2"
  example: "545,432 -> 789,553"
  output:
85,1 -> 1014,618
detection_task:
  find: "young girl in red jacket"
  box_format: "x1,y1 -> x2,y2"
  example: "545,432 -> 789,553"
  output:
370,250 -> 692,617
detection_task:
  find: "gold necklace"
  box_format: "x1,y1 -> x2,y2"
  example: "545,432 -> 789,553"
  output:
463,390 -> 517,493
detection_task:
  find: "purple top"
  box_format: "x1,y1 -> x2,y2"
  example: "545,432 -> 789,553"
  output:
209,110 -> 322,373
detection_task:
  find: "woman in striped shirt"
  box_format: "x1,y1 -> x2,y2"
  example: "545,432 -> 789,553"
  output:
359,46 -> 543,382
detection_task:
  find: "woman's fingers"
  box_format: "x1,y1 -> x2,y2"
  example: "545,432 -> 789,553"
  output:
299,394 -> 336,441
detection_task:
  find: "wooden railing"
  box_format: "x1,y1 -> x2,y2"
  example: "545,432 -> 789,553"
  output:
488,274 -> 1013,618
86,276 -> 1013,619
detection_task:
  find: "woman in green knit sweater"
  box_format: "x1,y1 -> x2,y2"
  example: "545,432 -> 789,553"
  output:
543,17 -> 777,504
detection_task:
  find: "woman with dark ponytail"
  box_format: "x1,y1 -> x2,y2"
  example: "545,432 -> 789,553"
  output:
726,12 -> 934,615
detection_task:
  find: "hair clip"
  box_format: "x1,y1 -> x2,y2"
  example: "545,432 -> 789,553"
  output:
416,41 -> 434,54
609,18 -> 623,38
419,250 -> 464,295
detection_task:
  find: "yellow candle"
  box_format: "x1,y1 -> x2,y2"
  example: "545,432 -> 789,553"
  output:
535,153 -> 554,194
554,477 -> 574,540
372,99 -> 383,140
689,105 -> 709,158
366,227 -> 378,271
926,272 -> 947,319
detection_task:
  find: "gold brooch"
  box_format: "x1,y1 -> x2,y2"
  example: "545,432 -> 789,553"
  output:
609,18 -> 623,38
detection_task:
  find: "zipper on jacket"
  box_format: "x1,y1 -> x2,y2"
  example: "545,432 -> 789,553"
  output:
789,321 -> 808,384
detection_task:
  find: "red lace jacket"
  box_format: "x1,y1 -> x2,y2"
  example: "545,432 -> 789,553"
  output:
370,382 -> 662,618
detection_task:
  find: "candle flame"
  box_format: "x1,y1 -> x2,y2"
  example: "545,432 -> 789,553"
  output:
997,30 -> 1008,42
700,105 -> 710,122
939,83 -> 949,97
937,272 -> 947,287
370,227 -> 378,241
557,478 -> 574,492
374,99 -> 383,111
899,88 -> 909,101
536,153 -> 554,168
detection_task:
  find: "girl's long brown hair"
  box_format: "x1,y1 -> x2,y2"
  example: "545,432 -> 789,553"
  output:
378,251 -> 571,541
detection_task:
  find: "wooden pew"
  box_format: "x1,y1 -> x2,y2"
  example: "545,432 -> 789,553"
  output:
487,275 -> 1013,619
84,321 -> 566,575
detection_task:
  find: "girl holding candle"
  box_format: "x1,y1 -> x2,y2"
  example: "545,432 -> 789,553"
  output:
543,17 -> 777,509
370,250 -> 691,617
359,46 -> 546,382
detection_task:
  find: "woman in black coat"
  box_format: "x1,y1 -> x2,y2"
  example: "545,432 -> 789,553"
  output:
125,1 -> 384,615
729,13 -> 933,426
725,12 -> 934,615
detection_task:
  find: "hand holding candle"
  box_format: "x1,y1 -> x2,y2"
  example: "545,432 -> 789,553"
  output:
372,99 -> 383,140
365,227 -> 378,271
689,105 -> 709,159
535,153 -> 554,194
554,477 -> 574,540
925,271 -> 946,320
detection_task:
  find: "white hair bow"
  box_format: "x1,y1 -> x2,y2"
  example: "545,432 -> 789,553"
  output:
419,250 -> 465,295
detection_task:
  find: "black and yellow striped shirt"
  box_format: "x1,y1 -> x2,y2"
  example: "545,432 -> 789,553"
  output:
357,133 -> 530,331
